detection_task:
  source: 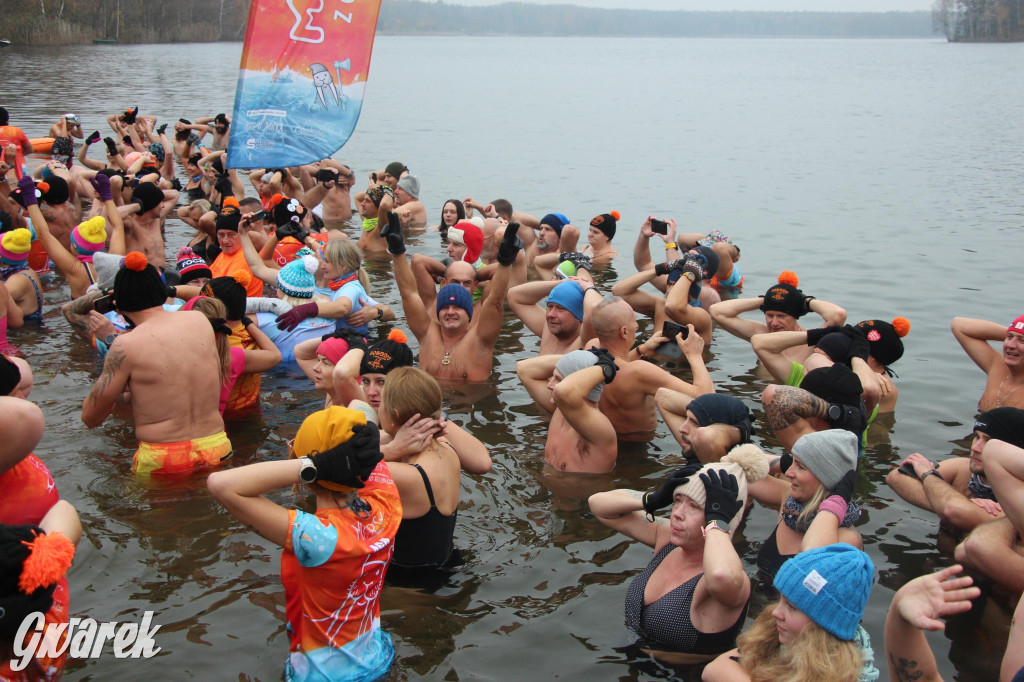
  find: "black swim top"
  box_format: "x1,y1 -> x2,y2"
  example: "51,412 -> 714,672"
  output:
391,462 -> 457,569
624,544 -> 748,655
755,524 -> 795,584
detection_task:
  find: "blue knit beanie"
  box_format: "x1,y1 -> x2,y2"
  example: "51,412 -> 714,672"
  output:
436,283 -> 473,320
540,213 -> 570,237
547,281 -> 584,321
277,255 -> 318,299
773,543 -> 875,641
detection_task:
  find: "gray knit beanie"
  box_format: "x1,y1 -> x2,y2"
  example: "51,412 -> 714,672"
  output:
554,350 -> 603,403
790,429 -> 858,490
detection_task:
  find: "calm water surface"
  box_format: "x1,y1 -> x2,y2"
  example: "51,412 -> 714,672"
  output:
2,36 -> 1023,680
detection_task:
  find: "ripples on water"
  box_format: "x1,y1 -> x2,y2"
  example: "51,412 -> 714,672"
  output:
3,36 -> 1024,680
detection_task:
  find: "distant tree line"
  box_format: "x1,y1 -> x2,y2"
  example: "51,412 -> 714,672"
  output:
932,0 -> 1024,40
0,0 -> 935,46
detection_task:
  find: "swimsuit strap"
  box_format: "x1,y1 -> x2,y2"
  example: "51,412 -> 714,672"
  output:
411,463 -> 439,509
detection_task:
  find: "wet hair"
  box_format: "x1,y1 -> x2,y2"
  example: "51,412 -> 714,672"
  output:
737,606 -> 862,681
490,199 -> 513,221
189,297 -> 232,383
0,108 -> 8,126
439,199 -> 466,230
323,239 -> 370,294
380,366 -> 442,427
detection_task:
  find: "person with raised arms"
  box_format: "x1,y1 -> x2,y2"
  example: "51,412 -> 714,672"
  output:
952,313 -> 1024,411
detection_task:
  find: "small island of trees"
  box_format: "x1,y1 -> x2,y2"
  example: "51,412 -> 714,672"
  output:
933,0 -> 1024,40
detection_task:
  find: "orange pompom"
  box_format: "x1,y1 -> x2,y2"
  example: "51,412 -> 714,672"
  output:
778,271 -> 799,287
19,530 -> 75,594
232,270 -> 252,287
221,196 -> 240,210
388,329 -> 407,344
124,251 -> 148,271
270,193 -> 285,206
36,181 -> 50,194
610,210 -> 621,220
892,317 -> 910,337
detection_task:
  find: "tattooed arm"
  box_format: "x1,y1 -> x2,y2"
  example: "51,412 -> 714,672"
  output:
62,289 -> 104,342
763,385 -> 829,431
883,565 -> 979,682
81,342 -> 130,427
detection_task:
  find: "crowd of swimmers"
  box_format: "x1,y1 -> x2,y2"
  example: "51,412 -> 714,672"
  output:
2,102 -> 1024,681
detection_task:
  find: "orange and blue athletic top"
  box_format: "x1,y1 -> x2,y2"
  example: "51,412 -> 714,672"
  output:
281,461 -> 402,682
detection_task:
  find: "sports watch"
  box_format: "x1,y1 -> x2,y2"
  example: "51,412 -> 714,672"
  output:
298,457 -> 318,484
703,520 -> 730,537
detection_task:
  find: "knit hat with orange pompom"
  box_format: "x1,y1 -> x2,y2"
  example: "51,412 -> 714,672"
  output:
215,196 -> 242,233
760,270 -> 807,319
0,524 -> 76,640
590,210 -> 620,240
856,317 -> 910,367
70,216 -> 107,260
361,329 -> 414,376
200,271 -> 250,320
0,228 -> 32,265
114,251 -> 169,312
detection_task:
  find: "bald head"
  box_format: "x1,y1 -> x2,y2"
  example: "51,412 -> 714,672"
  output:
444,260 -> 478,292
592,296 -> 635,339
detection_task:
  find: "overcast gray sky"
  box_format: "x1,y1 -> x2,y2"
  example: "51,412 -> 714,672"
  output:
449,0 -> 932,11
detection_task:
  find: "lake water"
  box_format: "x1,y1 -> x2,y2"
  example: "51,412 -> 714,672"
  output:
2,36 -> 1023,680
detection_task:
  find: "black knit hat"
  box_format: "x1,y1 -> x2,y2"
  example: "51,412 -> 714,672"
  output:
760,272 -> 806,319
694,245 -> 719,281
360,329 -> 414,375
801,364 -> 863,408
114,252 -> 169,312
0,524 -> 59,640
202,275 -> 247,320
131,182 -> 164,214
0,354 -> 21,396
590,211 -> 620,240
215,197 -> 242,233
271,194 -> 307,228
856,318 -> 910,367
974,408 -> 1024,449
40,175 -> 69,205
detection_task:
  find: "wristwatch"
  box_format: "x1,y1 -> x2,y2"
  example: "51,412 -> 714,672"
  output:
703,520 -> 730,536
376,306 -> 383,320
827,404 -> 844,423
920,469 -> 945,484
298,457 -> 318,484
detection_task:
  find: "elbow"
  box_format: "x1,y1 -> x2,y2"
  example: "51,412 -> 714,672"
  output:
206,470 -> 230,503
704,566 -> 746,599
826,306 -> 847,326
884,469 -> 902,492
750,333 -> 767,353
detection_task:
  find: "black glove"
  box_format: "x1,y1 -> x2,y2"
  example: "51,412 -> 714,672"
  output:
642,461 -> 702,514
323,328 -> 368,353
214,175 -> 233,198
779,452 -> 793,474
382,211 -> 406,255
559,251 -> 592,272
157,123 -> 168,135
309,422 -> 383,488
315,168 -> 338,184
496,222 -> 523,266
85,130 -> 101,145
587,348 -> 618,384
103,137 -> 118,156
805,325 -> 843,347
840,324 -> 871,362
240,315 -> 254,328
701,468 -> 743,525
829,468 -> 858,504
800,293 -> 816,313
275,221 -> 309,243
169,178 -> 182,191
654,260 -> 678,277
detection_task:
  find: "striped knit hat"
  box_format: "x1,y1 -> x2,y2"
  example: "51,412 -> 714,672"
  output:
0,228 -> 32,265
277,255 -> 319,299
70,217 -> 107,259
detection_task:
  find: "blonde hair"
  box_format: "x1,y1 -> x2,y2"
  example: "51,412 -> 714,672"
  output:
323,239 -> 370,294
737,605 -> 862,682
380,367 -> 442,427
795,483 -> 827,528
188,198 -> 212,213
189,297 -> 231,383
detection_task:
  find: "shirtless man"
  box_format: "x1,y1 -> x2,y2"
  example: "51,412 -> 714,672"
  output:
118,181 -> 178,270
35,173 -> 79,251
655,391 -> 755,464
80,251 -> 232,477
709,272 -> 847,364
181,114 -> 231,150
952,314 -> 1024,411
585,296 -> 714,440
300,161 -> 354,228
516,349 -> 619,473
508,279 -> 590,355
524,213 -> 579,267
887,407 -> 1024,536
392,175 -> 427,230
409,258 -> 479,314
386,212 -> 521,382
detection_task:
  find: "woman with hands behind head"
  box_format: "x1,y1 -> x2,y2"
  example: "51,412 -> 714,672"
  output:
207,406 -> 402,682
588,446 -> 769,664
